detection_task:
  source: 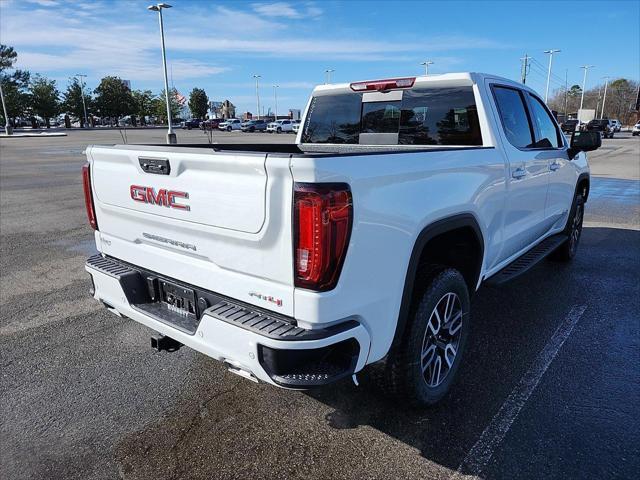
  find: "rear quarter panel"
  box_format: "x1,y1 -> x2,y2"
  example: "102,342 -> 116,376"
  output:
291,148 -> 507,362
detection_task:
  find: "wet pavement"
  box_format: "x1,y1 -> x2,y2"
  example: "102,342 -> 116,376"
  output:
1,130 -> 638,479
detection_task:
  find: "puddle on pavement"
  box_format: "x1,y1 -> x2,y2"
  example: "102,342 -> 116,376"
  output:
53,238 -> 98,256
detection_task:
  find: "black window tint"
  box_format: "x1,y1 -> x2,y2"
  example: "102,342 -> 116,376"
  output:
493,87 -> 534,148
527,94 -> 561,148
361,101 -> 401,133
399,87 -> 482,145
302,94 -> 360,144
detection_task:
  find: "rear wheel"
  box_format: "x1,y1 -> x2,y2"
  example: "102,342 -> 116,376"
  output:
227,126 -> 232,132
277,127 -> 282,134
550,194 -> 584,261
377,268 -> 471,407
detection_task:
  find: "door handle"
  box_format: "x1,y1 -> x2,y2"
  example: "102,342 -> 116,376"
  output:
550,161 -> 561,171
512,167 -> 527,179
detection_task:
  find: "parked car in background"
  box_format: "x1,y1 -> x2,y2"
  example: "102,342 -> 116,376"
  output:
586,119 -> 615,138
610,119 -> 622,132
560,119 -> 580,134
291,120 -> 301,133
201,118 -> 223,130
241,119 -> 268,132
181,119 -> 201,130
266,119 -> 294,133
219,119 -> 242,131
632,121 -> 640,136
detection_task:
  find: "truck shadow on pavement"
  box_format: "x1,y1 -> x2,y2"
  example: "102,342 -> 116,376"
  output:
306,225 -> 640,477
114,227 -> 639,480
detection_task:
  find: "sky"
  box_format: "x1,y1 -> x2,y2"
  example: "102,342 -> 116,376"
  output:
1,0 -> 639,116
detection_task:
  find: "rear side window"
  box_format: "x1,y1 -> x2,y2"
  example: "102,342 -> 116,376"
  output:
527,94 -> 562,148
302,86 -> 482,145
492,86 -> 534,148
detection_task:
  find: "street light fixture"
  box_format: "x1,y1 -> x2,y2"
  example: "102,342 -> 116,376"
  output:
579,65 -> 595,112
75,74 -> 89,128
253,75 -> 261,120
324,69 -> 334,84
543,49 -> 560,103
147,3 -> 176,144
273,85 -> 279,120
420,60 -> 434,76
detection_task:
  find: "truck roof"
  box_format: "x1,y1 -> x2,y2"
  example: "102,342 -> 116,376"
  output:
312,72 -> 535,96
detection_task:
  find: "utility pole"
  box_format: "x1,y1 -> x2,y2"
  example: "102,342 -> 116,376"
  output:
324,69 -> 334,84
520,54 -> 530,84
420,60 -> 434,76
253,75 -> 261,120
543,49 -> 561,103
579,65 -> 595,111
563,69 -> 569,119
273,85 -> 279,120
76,74 -> 89,128
0,79 -> 12,135
147,3 -> 176,144
600,76 -> 610,118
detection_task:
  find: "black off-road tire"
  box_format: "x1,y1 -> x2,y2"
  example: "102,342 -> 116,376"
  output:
373,267 -> 471,407
550,194 -> 584,262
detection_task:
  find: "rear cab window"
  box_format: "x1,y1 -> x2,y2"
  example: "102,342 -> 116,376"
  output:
301,86 -> 482,146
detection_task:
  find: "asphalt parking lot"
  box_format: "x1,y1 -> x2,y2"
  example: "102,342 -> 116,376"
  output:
1,129 -> 638,480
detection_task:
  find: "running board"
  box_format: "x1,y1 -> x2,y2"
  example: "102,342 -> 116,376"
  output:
485,234 -> 568,286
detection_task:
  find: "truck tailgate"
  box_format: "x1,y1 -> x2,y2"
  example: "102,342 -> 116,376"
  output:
87,145 -> 295,316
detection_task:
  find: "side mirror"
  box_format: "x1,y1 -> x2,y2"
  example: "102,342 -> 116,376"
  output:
568,130 -> 601,159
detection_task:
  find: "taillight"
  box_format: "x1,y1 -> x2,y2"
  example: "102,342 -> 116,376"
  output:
294,183 -> 352,291
82,163 -> 98,230
350,77 -> 415,91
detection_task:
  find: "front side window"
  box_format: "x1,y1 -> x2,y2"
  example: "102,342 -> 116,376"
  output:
527,94 -> 561,148
492,86 -> 534,148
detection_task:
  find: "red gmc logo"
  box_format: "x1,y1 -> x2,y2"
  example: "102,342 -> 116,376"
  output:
130,185 -> 190,211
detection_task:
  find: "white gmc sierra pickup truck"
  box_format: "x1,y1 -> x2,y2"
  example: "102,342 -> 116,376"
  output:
83,73 -> 601,407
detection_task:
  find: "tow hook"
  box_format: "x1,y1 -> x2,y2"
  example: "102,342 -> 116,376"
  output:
151,333 -> 183,352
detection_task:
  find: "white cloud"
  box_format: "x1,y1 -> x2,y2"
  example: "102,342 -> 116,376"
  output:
251,2 -> 322,19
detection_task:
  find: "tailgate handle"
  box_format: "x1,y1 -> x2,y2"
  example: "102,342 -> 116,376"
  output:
139,157 -> 170,175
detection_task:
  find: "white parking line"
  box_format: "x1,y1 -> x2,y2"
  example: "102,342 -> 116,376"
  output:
450,304 -> 588,480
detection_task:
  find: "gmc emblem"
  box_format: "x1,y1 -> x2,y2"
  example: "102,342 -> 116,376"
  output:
130,185 -> 190,211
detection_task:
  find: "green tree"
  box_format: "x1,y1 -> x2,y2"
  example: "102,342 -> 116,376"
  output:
0,44 -> 18,72
62,77 -> 91,122
30,75 -> 60,127
0,69 -> 30,125
154,88 -> 182,123
188,87 -> 208,119
131,89 -> 155,118
93,76 -> 134,119
0,44 -> 31,126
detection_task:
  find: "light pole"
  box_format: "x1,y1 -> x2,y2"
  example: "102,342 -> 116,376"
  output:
579,65 -> 595,112
420,60 -> 434,76
75,74 -> 89,128
147,3 -> 176,144
600,76 -> 610,118
543,49 -> 560,103
0,79 -> 12,135
253,75 -> 261,120
324,69 -> 334,84
273,85 -> 279,120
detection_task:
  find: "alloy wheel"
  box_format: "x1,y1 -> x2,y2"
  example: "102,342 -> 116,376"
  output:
420,292 -> 463,388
